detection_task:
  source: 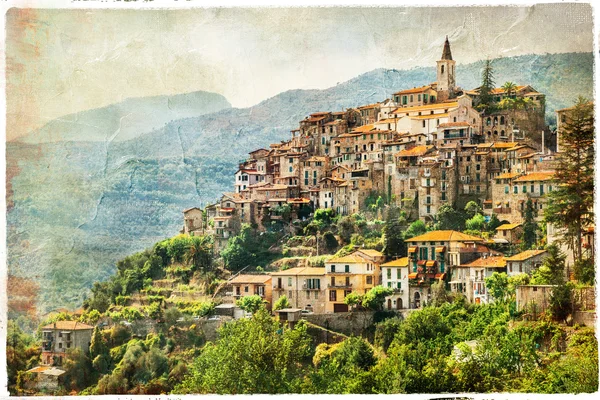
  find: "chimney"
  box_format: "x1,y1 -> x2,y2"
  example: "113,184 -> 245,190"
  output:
541,130 -> 545,154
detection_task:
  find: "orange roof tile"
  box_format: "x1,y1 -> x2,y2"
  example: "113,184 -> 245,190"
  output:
513,172 -> 555,182
395,145 -> 433,158
505,249 -> 547,261
462,256 -> 506,268
42,321 -> 94,331
381,257 -> 409,267
405,230 -> 484,243
326,253 -> 369,264
350,124 -> 376,133
495,172 -> 521,180
229,274 -> 272,284
271,267 -> 326,276
357,249 -> 384,258
496,223 -> 521,230
411,113 -> 449,120
393,85 -> 433,95
438,121 -> 472,128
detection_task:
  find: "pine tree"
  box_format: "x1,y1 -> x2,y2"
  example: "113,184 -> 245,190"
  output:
478,59 -> 496,110
521,198 -> 539,250
545,98 -> 594,264
383,206 -> 406,260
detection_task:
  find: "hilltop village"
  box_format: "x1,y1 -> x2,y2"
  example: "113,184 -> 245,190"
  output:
9,38 -> 596,396
180,38 -> 589,312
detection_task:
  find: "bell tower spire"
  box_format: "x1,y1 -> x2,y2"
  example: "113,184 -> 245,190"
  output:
436,35 -> 456,101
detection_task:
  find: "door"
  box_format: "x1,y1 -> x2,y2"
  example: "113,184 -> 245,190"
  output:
397,298 -> 403,310
387,299 -> 392,310
414,292 -> 421,309
333,303 -> 349,313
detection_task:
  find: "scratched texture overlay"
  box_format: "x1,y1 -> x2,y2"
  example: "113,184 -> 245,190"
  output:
3,4 -> 595,396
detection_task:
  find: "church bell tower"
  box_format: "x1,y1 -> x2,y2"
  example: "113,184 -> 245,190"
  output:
436,36 -> 456,100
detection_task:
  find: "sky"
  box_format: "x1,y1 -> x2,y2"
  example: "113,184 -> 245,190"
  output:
4,3 -> 594,141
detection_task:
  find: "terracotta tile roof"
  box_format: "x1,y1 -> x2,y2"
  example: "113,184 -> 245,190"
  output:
183,207 -> 201,213
425,260 -> 437,267
393,85 -> 433,95
495,172 -> 521,180
392,102 -> 458,114
357,103 -> 381,109
491,142 -> 519,149
256,184 -> 289,191
42,321 -> 94,331
395,145 -> 433,158
411,113 -> 449,120
408,272 -> 418,279
513,171 -> 555,182
357,249 -> 384,258
381,257 -> 409,267
405,230 -> 484,243
377,118 -> 399,124
496,223 -> 521,230
326,253 -> 369,264
287,198 -> 311,204
271,267 -> 326,276
462,256 -> 506,268
229,274 -> 272,284
350,124 -> 376,133
505,249 -> 547,261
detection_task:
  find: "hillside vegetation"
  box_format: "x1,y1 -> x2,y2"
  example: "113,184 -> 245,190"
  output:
7,52 -> 593,312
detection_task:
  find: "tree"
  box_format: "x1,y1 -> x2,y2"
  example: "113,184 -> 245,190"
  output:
336,216 -> 355,244
465,214 -> 485,232
501,81 -> 518,99
382,206 -> 406,259
362,286 -> 393,311
404,220 -> 427,239
464,201 -> 482,219
185,235 -> 213,272
90,326 -> 109,360
434,204 -> 465,231
477,59 -> 496,110
236,295 -> 265,314
530,244 -> 566,285
545,98 -> 594,265
274,295 -> 291,311
344,292 -> 364,310
485,272 -> 509,302
430,280 -> 448,306
221,224 -> 256,271
174,308 -> 312,394
521,198 -> 539,250
487,213 -> 502,231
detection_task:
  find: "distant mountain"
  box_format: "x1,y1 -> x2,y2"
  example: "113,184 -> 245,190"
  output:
16,90 -> 232,143
6,52 -> 593,312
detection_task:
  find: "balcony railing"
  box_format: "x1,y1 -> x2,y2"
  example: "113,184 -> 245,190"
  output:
493,207 -> 512,214
327,283 -> 353,288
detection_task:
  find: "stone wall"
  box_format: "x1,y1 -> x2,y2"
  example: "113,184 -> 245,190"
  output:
303,311 -> 375,336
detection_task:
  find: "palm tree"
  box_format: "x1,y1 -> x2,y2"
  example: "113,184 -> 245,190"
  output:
501,81 -> 518,99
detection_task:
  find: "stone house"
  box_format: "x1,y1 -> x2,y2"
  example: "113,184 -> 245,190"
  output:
182,207 -> 204,235
229,274 -> 273,310
324,250 -> 383,313
505,249 -> 547,276
393,85 -> 438,108
357,102 -> 381,125
381,257 -> 410,310
494,223 -> 523,245
404,230 -> 486,305
271,267 -> 326,314
41,321 -> 94,366
461,255 -> 506,304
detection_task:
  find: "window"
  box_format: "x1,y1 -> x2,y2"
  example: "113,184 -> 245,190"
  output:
366,276 -> 373,285
345,265 -> 350,273
397,269 -> 401,279
288,277 -> 292,287
329,290 -> 337,301
422,120 -> 426,128
387,282 -> 392,288
244,286 -> 249,293
523,186 -> 527,193
315,291 -> 319,299
513,186 -> 518,194
387,269 -> 392,279
505,186 -> 509,194
288,290 -> 293,299
331,265 -> 335,273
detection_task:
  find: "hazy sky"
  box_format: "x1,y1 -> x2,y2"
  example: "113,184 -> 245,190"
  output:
5,4 -> 593,141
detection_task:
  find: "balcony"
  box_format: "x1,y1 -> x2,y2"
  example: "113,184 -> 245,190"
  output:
392,288 -> 404,294
273,286 -> 285,291
328,270 -> 352,275
327,282 -> 353,289
492,207 -> 512,214
302,284 -> 322,290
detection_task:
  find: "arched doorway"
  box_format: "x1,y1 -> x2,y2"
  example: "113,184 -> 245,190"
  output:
414,292 -> 421,309
397,298 -> 403,310
387,299 -> 392,310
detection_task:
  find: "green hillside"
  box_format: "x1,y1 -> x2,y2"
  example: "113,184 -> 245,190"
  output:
6,52 -> 593,312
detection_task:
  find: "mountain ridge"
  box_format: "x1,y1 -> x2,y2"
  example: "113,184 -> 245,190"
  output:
6,52 -> 594,312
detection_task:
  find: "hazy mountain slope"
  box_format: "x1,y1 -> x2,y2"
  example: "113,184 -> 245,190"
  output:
6,52 -> 593,312
16,90 -> 232,144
